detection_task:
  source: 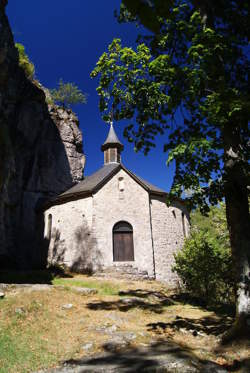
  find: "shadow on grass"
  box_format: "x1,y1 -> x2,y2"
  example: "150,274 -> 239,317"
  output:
62,339 -> 228,372
87,288 -> 174,313
169,292 -> 235,317
147,314 -> 232,337
0,267 -> 72,284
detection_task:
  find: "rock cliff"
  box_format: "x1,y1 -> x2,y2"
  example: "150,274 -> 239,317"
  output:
0,0 -> 85,268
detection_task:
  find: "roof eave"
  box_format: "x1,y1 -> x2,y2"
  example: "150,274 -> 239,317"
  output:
101,143 -> 124,151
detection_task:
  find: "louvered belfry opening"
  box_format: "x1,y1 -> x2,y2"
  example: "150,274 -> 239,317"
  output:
104,147 -> 121,164
113,221 -> 134,262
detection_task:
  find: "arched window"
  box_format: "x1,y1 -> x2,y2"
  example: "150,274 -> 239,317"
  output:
47,214 -> 52,241
182,212 -> 186,238
113,221 -> 134,261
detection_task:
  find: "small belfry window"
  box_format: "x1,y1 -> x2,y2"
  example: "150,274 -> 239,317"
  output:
113,221 -> 134,261
118,177 -> 124,192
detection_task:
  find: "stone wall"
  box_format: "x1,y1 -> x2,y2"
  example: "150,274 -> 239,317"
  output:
92,169 -> 155,277
0,0 -> 85,268
45,197 -> 94,271
150,195 -> 190,285
45,169 -> 155,277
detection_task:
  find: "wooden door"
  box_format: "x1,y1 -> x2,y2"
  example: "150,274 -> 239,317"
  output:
113,231 -> 134,261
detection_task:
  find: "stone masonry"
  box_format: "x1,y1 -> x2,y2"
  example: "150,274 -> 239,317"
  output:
45,167 -> 190,284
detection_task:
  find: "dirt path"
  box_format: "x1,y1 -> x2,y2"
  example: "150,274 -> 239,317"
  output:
41,340 -> 228,373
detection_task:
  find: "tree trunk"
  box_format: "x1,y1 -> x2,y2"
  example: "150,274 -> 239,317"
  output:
223,122 -> 250,341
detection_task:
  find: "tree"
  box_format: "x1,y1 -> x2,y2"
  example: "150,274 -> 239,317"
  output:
50,79 -> 87,108
15,43 -> 35,79
91,0 -> 250,339
191,203 -> 229,248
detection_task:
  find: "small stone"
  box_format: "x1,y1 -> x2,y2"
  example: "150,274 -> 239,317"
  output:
121,297 -> 139,304
107,324 -> 118,333
124,331 -> 137,340
15,307 -> 24,314
82,342 -> 93,351
139,331 -> 149,337
180,328 -> 188,334
0,292 -> 5,298
107,314 -> 124,323
104,339 -> 129,352
71,286 -> 98,295
62,303 -> 73,310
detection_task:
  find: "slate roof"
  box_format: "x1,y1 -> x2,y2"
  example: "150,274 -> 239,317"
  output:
60,163 -> 120,198
101,124 -> 124,151
48,163 -> 167,206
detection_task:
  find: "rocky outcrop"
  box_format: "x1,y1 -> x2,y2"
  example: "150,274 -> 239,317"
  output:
0,0 -> 85,269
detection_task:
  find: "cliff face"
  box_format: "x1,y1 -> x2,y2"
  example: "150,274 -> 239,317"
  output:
0,0 -> 85,268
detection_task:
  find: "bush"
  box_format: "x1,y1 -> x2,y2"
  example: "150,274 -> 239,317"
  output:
173,231 -> 234,304
15,43 -> 35,79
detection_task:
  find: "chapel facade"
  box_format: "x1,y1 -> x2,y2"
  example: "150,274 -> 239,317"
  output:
44,124 -> 189,284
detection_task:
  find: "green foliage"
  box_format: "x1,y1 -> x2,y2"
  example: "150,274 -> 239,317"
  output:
173,232 -> 234,304
173,204 -> 234,304
191,203 -> 229,248
91,1 -> 250,213
15,43 -> 35,79
50,79 -> 87,108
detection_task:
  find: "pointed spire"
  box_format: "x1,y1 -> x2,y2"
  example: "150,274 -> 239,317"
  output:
101,123 -> 124,152
101,122 -> 124,164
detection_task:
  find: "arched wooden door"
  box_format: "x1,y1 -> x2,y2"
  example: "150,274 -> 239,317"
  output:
113,221 -> 134,261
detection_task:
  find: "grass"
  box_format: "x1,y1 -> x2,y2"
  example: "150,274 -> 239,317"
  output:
0,297 -> 57,373
0,330 -> 55,373
52,277 -> 120,296
0,273 -> 249,372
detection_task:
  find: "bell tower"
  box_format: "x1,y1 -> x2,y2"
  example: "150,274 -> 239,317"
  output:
101,123 -> 124,164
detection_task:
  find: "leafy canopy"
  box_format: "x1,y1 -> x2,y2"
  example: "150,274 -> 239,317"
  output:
91,1 -> 250,212
50,79 -> 87,108
15,43 -> 35,79
191,203 -> 229,249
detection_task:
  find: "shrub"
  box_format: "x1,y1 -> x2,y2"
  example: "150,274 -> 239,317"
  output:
173,231 -> 234,304
50,79 -> 87,108
15,43 -> 35,79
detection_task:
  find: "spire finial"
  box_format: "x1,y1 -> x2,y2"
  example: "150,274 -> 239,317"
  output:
109,108 -> 114,126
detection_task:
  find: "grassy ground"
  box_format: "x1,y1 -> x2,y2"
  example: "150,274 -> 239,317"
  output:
0,272 -> 249,372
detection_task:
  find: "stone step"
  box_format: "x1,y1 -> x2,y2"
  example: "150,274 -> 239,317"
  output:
95,265 -> 150,281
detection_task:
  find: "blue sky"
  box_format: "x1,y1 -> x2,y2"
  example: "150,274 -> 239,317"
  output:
7,0 -> 175,191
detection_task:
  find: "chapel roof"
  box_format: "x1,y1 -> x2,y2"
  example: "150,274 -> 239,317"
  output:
48,163 -> 167,206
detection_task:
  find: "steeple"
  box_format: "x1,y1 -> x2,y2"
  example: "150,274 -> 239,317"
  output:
101,123 -> 124,164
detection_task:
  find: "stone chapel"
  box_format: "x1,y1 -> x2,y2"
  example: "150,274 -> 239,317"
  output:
44,124 -> 189,284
